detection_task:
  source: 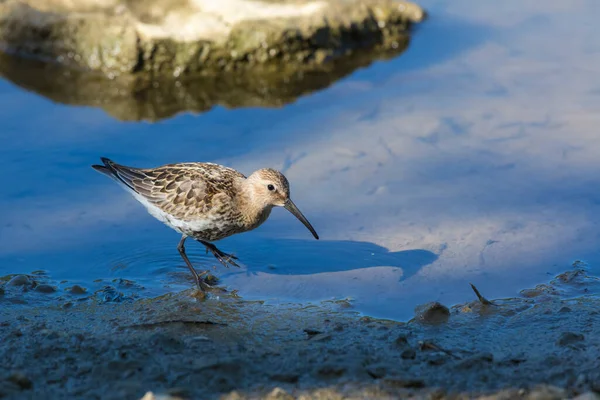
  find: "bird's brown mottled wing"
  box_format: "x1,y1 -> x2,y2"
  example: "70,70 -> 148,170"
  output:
104,159 -> 246,220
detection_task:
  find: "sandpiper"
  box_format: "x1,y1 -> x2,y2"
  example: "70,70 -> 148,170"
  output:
92,157 -> 319,291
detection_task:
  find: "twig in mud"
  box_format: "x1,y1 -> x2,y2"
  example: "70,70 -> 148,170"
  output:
123,320 -> 227,330
418,340 -> 461,360
469,283 -> 495,306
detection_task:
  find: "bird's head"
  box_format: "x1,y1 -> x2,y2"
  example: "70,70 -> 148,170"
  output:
246,168 -> 319,240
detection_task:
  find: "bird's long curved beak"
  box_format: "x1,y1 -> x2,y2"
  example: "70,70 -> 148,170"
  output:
284,199 -> 319,240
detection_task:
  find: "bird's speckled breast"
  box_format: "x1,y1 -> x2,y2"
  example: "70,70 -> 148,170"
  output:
188,203 -> 272,242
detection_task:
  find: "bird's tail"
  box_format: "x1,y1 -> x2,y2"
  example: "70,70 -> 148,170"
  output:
91,157 -> 120,180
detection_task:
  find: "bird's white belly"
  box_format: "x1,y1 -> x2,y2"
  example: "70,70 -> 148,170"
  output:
131,192 -> 224,237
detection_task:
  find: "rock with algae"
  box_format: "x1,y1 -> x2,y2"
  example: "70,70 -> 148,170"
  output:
0,0 -> 425,76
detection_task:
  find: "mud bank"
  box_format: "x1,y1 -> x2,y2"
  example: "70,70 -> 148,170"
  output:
0,0 -> 423,76
1,265 -> 599,400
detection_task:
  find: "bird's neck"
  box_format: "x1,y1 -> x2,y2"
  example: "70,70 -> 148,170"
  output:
236,179 -> 273,229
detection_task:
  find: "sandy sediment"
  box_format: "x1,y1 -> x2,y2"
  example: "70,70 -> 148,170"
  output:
1,264 -> 599,399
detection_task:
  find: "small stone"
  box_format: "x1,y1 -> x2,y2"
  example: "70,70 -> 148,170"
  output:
165,388 -> 190,398
401,348 -> 416,360
317,364 -> 346,377
189,335 -> 211,342
382,378 -> 425,389
139,392 -> 183,400
7,372 -> 32,389
394,334 -> 408,346
270,373 -> 299,383
366,363 -> 389,379
310,333 -> 332,342
67,285 -> 87,295
9,329 -> 23,338
204,274 -> 218,286
414,302 -> 450,324
6,275 -> 31,287
35,284 -> 57,293
557,332 -> 584,347
559,306 -> 572,313
303,328 -> 322,337
520,284 -> 558,298
266,387 -> 294,400
427,354 -> 447,366
555,269 -> 585,283
419,340 -> 441,352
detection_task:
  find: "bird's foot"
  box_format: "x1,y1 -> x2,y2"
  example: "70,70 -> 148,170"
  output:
200,241 -> 240,269
192,270 -> 213,291
192,272 -> 227,296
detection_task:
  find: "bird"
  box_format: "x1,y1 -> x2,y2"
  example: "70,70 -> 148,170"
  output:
92,157 -> 319,292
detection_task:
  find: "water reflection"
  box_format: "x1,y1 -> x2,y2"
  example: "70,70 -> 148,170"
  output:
1,0 -> 600,321
0,40 -> 408,122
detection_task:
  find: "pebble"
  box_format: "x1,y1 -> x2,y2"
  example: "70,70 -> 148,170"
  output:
310,333 -> 332,342
395,334 -> 408,347
365,363 -> 390,379
427,353 -> 448,366
557,332 -> 585,347
6,275 -> 31,287
35,284 -> 57,294
317,364 -> 346,378
401,348 -> 416,360
303,328 -> 322,337
414,302 -> 450,324
266,387 -> 294,400
188,335 -> 211,342
7,371 -> 32,389
139,391 -> 184,400
269,373 -> 299,384
67,285 -> 87,295
382,377 -> 425,389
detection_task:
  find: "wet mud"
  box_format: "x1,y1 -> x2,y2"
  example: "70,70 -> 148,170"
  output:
1,264 -> 599,399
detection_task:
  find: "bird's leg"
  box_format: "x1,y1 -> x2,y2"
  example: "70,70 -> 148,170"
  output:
198,240 -> 240,268
177,235 -> 212,291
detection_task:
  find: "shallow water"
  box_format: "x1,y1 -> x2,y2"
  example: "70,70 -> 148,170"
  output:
1,0 -> 600,320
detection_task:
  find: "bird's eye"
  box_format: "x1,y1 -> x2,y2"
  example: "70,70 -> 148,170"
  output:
267,184 -> 275,191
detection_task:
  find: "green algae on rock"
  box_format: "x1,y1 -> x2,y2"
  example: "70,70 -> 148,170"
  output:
0,0 -> 424,76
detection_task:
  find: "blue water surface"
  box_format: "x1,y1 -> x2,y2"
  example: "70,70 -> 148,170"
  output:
2,0 -> 600,320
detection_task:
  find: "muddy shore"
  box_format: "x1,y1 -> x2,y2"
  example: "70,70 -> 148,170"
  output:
1,264 -> 599,400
